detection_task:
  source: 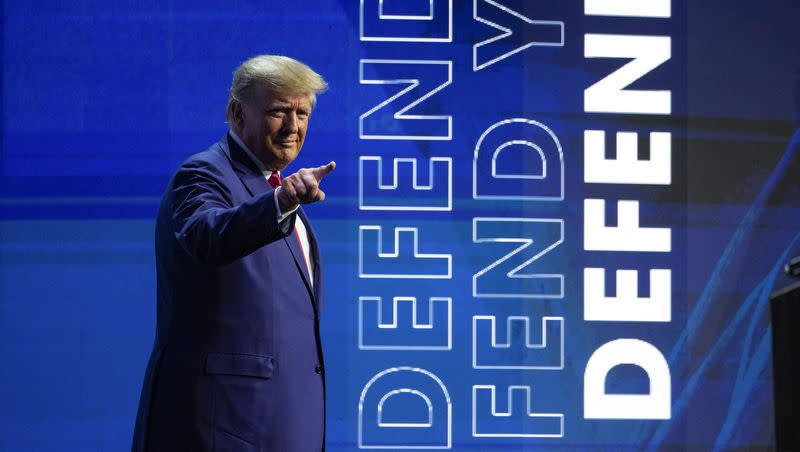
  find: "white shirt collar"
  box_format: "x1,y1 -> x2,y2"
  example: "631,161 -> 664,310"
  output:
229,129 -> 275,178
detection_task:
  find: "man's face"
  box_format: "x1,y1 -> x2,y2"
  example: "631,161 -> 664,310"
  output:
237,86 -> 313,171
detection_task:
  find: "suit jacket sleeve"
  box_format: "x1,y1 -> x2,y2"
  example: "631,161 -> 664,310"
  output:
170,158 -> 294,266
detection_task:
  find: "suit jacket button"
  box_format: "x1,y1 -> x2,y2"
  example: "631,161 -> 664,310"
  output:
315,364 -> 323,374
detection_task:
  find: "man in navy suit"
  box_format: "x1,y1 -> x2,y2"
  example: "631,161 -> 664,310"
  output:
132,55 -> 334,451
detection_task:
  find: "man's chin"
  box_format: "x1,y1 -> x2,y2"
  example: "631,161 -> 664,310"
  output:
269,155 -> 298,171
272,144 -> 300,156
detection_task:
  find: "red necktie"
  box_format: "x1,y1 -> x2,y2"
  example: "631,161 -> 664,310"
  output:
267,171 -> 282,189
267,172 -> 312,279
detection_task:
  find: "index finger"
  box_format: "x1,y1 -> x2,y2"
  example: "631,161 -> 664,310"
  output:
312,161 -> 336,182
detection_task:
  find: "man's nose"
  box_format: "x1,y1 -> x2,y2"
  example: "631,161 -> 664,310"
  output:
282,111 -> 299,133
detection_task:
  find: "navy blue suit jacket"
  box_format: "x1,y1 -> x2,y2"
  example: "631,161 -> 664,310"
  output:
133,134 -> 325,451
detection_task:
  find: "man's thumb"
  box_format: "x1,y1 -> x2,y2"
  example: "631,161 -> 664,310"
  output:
312,161 -> 336,182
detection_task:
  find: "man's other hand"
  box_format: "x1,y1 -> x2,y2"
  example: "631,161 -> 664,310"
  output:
277,161 -> 336,212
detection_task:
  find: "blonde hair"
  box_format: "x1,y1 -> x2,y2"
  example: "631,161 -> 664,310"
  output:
226,55 -> 328,125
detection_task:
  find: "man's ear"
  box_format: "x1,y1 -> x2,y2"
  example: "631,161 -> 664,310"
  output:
231,101 -> 245,133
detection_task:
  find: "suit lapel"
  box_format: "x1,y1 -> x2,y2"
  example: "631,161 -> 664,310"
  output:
222,133 -> 272,199
284,222 -> 316,307
298,208 -> 322,308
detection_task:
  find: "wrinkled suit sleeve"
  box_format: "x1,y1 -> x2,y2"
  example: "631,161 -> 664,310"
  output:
170,158 -> 294,266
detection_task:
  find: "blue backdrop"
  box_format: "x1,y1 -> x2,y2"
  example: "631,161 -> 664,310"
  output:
2,0 -> 799,450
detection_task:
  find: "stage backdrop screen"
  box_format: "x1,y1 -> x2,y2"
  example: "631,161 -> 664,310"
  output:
2,0 -> 799,450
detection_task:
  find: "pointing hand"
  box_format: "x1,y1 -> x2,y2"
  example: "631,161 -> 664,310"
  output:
277,161 -> 336,212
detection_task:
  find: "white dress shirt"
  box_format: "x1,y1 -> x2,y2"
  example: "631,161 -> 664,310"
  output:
229,130 -> 314,285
